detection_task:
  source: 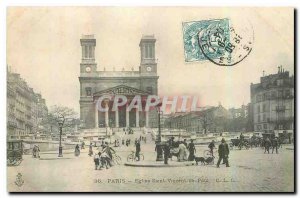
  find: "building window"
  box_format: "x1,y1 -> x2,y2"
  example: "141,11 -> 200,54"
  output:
263,114 -> 266,121
278,90 -> 283,98
257,105 -> 260,113
263,104 -> 266,112
146,86 -> 153,94
285,89 -> 291,97
277,79 -> 283,86
150,45 -> 153,58
263,124 -> 267,129
86,87 -> 92,96
271,91 -> 276,98
258,115 -> 261,122
257,125 -> 261,130
256,95 -> 260,102
84,46 -> 88,58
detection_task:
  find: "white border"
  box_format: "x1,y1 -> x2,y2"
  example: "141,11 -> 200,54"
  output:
0,0 -> 299,197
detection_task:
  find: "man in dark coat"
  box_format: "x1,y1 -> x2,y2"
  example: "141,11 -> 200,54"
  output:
272,137 -> 279,154
264,138 -> 271,154
183,139 -> 188,147
164,143 -> 170,165
135,140 -> 141,161
208,140 -> 215,157
187,140 -> 196,161
217,138 -> 230,168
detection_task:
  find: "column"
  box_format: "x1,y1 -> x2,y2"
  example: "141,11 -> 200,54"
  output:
95,103 -> 98,128
105,101 -> 109,127
145,111 -> 149,128
136,110 -> 140,128
115,108 -> 119,128
126,104 -> 129,127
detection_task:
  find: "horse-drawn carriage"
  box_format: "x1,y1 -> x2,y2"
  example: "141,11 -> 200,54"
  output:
229,138 -> 250,150
7,140 -> 23,166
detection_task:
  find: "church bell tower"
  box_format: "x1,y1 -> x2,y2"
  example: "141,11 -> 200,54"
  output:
80,35 -> 97,74
139,35 -> 157,75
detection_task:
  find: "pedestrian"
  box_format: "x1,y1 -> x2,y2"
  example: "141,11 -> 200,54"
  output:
135,140 -> 141,161
264,138 -> 271,154
239,133 -> 244,149
169,137 -> 175,148
122,139 -> 125,145
272,137 -> 279,154
187,140 -> 196,161
155,142 -> 163,161
208,140 -> 215,157
88,143 -> 93,156
35,145 -> 40,158
183,139 -> 188,147
217,138 -> 230,168
75,144 -> 80,157
102,142 -> 114,167
164,143 -> 170,164
94,152 -> 100,170
32,146 -> 36,158
178,142 -> 187,162
100,151 -> 110,169
81,141 -> 85,149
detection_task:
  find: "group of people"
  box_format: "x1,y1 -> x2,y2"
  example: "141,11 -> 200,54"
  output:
160,137 -> 230,168
114,139 -> 120,147
123,139 -> 131,147
93,142 -> 116,170
158,138 -> 196,164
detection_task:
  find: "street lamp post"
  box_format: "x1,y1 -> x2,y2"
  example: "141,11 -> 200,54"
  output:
58,114 -> 65,157
155,103 -> 164,161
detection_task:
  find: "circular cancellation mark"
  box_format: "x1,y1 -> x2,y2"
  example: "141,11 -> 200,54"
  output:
198,18 -> 254,66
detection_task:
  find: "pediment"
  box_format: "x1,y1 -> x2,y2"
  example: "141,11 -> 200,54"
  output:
93,85 -> 149,96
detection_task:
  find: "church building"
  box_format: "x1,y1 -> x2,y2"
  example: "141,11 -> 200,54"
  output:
79,35 -> 159,129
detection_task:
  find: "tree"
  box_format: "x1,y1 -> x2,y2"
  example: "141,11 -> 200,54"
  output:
44,105 -> 78,134
200,111 -> 213,134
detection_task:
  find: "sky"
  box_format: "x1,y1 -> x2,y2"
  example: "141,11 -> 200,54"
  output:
7,7 -> 294,114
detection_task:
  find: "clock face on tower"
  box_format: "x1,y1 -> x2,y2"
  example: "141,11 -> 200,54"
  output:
85,66 -> 91,72
146,66 -> 152,72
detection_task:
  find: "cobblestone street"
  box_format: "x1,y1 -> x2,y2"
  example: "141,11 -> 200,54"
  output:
7,139 -> 294,192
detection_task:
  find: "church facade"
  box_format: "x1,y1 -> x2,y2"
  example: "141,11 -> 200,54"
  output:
79,35 -> 159,129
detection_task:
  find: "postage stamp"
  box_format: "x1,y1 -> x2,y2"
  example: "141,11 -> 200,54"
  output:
183,18 -> 254,66
182,19 -> 230,62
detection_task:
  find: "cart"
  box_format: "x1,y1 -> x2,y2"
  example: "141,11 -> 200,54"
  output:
7,140 -> 23,166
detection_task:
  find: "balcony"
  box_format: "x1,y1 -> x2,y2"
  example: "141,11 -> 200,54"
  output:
275,106 -> 286,112
269,117 -> 294,123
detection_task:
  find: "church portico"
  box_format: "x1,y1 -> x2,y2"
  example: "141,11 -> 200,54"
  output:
93,85 -> 154,128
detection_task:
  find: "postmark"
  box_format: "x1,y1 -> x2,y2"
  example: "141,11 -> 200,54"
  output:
183,18 -> 254,66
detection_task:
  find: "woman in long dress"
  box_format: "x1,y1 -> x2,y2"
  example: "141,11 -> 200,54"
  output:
178,142 -> 187,162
